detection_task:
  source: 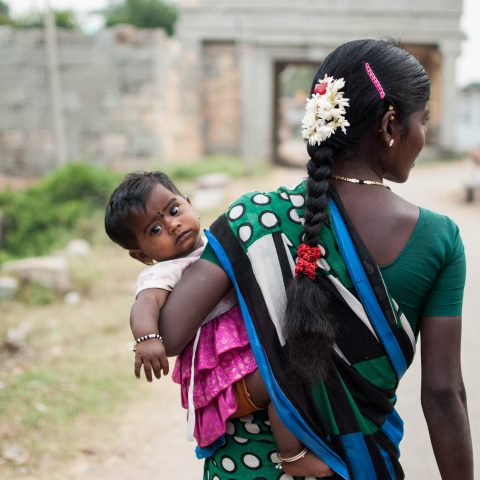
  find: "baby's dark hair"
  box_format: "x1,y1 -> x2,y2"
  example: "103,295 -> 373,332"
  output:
284,39 -> 431,383
105,171 -> 182,250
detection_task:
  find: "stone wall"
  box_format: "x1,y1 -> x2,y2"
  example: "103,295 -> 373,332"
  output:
202,42 -> 240,154
0,25 -> 203,175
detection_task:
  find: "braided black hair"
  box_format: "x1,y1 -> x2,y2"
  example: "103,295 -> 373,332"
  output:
284,39 -> 431,383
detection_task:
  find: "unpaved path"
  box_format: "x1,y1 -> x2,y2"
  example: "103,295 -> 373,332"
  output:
18,161 -> 480,480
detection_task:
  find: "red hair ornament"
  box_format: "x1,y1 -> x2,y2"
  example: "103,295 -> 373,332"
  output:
295,243 -> 322,280
313,82 -> 328,95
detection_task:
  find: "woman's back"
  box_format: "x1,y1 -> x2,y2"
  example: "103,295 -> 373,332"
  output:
335,184 -> 465,335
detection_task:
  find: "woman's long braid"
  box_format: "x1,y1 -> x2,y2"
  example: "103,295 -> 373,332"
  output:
304,146 -> 333,245
283,40 -> 431,383
284,145 -> 336,383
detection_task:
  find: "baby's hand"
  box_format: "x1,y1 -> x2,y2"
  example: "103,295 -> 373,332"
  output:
134,339 -> 169,382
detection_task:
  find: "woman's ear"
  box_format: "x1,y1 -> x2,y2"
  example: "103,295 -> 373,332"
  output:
129,249 -> 153,265
377,107 -> 397,148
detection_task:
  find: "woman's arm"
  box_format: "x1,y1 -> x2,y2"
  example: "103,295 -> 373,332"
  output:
420,315 -> 473,479
158,259 -> 232,356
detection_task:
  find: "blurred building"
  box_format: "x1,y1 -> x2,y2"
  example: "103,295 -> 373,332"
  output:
457,82 -> 480,151
177,0 -> 463,164
0,0 -> 465,175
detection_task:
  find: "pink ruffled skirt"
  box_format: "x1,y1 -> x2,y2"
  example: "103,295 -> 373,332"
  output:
172,305 -> 257,447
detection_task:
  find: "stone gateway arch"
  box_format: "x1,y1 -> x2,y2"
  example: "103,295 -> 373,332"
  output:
176,0 -> 463,164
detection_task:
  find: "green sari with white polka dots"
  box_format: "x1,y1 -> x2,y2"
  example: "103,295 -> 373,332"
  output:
202,181 -> 418,479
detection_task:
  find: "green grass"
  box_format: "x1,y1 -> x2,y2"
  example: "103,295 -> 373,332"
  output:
164,154 -> 269,181
0,246 -> 138,473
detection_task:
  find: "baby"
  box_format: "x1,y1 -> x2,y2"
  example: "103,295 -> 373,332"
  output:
105,171 -> 332,476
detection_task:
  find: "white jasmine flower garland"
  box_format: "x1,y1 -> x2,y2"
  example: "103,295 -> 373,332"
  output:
301,74 -> 350,146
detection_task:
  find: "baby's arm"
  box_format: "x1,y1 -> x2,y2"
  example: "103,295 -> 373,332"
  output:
131,288 -> 170,382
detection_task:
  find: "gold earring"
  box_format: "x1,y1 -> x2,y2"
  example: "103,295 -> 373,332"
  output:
389,139 -> 394,147
389,114 -> 395,122
388,105 -> 394,111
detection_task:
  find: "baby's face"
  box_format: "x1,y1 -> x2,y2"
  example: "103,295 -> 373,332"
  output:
129,184 -> 203,263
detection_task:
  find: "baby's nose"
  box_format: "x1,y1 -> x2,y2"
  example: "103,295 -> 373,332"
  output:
168,218 -> 180,233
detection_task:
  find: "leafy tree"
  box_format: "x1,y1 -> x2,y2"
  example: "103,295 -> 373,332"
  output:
0,0 -> 10,25
0,1 -> 8,16
12,9 -> 77,29
105,0 -> 178,36
52,9 -> 77,29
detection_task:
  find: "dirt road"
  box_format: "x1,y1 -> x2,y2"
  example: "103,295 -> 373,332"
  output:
21,160 -> 480,480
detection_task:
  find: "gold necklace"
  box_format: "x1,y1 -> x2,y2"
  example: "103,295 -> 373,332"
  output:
331,174 -> 391,190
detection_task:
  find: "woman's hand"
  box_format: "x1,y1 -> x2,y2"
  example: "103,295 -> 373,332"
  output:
281,451 -> 334,478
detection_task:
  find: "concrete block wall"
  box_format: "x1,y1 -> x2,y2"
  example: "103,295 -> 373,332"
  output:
0,25 -> 202,175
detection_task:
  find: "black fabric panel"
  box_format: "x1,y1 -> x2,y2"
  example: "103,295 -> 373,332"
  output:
317,275 -> 386,364
272,231 -> 294,288
324,368 -> 361,434
364,435 -> 396,480
334,358 -> 394,428
374,431 -> 405,479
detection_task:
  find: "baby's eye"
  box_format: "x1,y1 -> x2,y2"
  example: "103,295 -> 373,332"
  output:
170,205 -> 180,216
150,225 -> 162,235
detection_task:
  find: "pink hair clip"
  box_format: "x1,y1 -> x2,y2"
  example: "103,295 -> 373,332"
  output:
364,62 -> 385,100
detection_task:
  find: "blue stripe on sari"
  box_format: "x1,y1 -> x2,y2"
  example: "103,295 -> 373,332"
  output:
378,445 -> 396,480
329,198 -> 408,379
380,411 -> 404,455
205,229 -> 350,480
340,433 -> 378,480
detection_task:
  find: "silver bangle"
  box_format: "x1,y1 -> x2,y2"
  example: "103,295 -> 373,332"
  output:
132,333 -> 162,352
275,447 -> 308,470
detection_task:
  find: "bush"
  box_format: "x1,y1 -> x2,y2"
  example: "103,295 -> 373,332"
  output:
0,0 -> 10,25
105,0 -> 178,35
165,155 -> 246,181
0,164 -> 121,261
9,9 -> 77,30
52,10 -> 77,30
0,1 -> 8,16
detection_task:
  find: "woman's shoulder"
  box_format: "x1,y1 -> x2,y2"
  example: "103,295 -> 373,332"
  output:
415,207 -> 463,259
418,207 -> 461,238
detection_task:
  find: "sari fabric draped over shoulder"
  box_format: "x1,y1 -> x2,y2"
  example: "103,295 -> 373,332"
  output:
205,181 -> 416,480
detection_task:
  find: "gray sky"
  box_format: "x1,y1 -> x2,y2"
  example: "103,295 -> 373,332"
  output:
8,0 -> 480,87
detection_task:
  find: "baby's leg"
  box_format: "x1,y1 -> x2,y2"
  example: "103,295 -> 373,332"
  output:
243,370 -> 269,408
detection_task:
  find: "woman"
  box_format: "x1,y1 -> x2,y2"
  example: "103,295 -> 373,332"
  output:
156,39 -> 473,479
